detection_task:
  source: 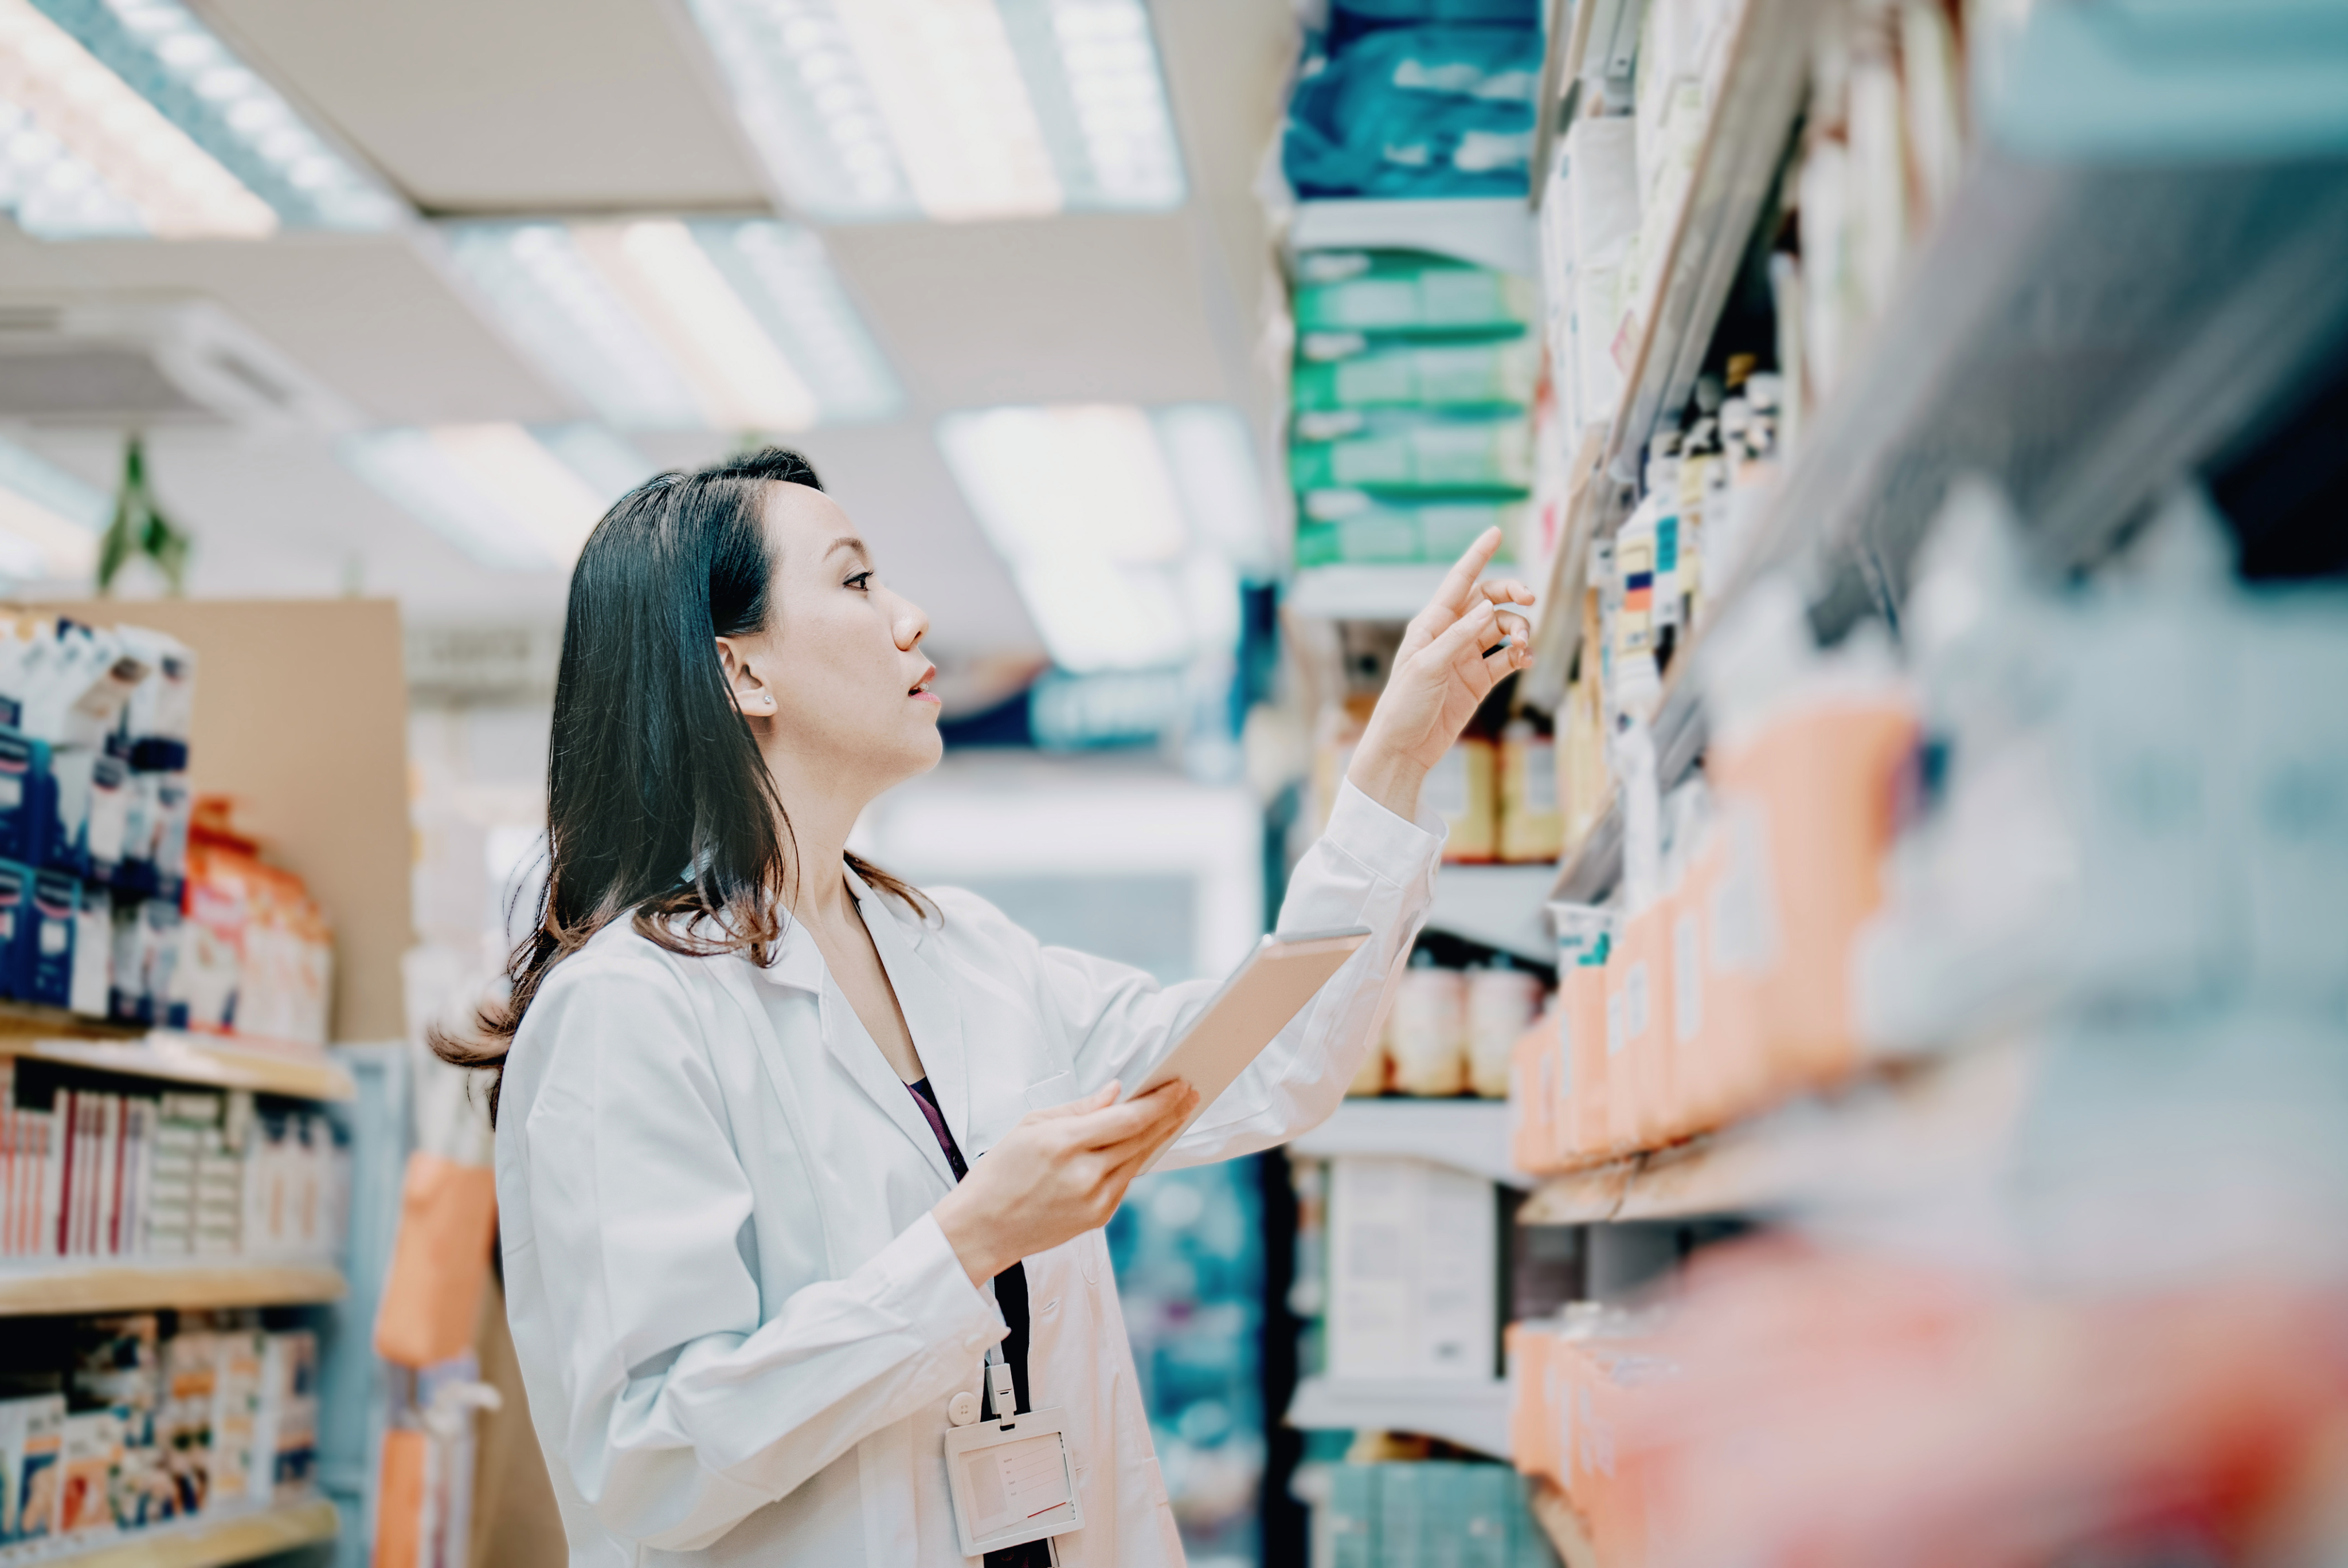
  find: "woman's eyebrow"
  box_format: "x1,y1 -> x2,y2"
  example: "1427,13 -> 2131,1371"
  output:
826,535 -> 870,563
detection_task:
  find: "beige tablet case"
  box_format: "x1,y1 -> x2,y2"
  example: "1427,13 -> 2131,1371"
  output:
1133,927 -> 1372,1148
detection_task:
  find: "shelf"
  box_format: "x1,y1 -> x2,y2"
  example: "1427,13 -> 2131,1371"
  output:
1599,0 -> 1813,484
0,998 -> 143,1041
1287,1374 -> 1513,1460
1286,563 -> 1453,622
1289,1097 -> 1530,1189
1286,198 -> 1537,276
1517,1038 -> 2029,1224
1723,149 -> 2348,644
1426,863 -> 1559,964
0,1260 -> 347,1317
2,1032 -> 357,1102
17,1498 -> 339,1568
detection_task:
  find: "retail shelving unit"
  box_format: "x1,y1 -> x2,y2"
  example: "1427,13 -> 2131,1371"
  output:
1289,1096 -> 1529,1190
1,1030 -> 361,1103
2,600 -> 414,1568
1288,1373 -> 1513,1461
0,1260 -> 347,1317
22,1498 -> 341,1568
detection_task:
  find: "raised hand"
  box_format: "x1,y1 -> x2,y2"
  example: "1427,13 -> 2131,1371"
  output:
1346,526 -> 1536,821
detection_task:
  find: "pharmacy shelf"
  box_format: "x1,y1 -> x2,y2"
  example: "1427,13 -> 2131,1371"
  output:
1599,0 -> 1813,483
1727,150 -> 2348,643
1,1032 -> 357,1101
1286,198 -> 1537,277
1286,563 -> 1451,621
1544,676 -> 1705,907
1287,1374 -> 1513,1460
0,998 -> 143,1041
1289,1097 -> 1530,1189
1517,1038 -> 2028,1224
1427,863 -> 1559,963
0,1260 -> 347,1317
19,1498 -> 339,1568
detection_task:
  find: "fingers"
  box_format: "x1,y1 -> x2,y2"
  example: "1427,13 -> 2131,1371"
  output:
1426,527 -> 1504,620
1056,1079 -> 1189,1149
1473,577 -> 1537,610
1030,1083 -> 1120,1122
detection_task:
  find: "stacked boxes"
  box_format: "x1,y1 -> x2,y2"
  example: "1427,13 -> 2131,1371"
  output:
1505,1318 -> 1676,1568
0,1316 -> 318,1550
1324,1460 -> 1558,1568
1291,251 -> 1537,572
0,1063 -> 349,1263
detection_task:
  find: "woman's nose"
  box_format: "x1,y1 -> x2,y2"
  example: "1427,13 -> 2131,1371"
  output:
894,594 -> 930,651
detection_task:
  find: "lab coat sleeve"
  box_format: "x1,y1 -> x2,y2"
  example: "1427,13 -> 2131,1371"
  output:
516,953 -> 1005,1553
1018,778 -> 1441,1166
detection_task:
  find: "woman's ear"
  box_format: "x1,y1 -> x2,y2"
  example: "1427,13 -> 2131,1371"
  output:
714,636 -> 779,718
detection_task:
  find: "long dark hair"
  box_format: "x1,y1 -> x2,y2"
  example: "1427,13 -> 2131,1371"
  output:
432,446 -> 927,1119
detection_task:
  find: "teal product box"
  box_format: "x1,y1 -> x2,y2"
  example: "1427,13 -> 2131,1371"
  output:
1294,335 -> 1539,411
1295,494 -> 1524,567
1294,252 -> 1535,337
1290,410 -> 1534,494
0,860 -> 31,1001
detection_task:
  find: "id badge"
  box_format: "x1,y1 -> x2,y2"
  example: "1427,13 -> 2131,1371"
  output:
942,1407 -> 1083,1558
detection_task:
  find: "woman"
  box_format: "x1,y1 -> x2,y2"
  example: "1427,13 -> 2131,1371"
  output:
459,447 -> 1533,1566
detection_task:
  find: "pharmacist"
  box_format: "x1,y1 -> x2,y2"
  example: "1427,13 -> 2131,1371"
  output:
455,448 -> 1532,1567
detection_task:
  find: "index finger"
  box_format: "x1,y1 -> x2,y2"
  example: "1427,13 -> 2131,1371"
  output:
1063,1088 -> 1190,1148
1426,527 -> 1505,620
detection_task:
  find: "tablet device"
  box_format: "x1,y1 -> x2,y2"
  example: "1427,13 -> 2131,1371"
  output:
1129,926 -> 1373,1150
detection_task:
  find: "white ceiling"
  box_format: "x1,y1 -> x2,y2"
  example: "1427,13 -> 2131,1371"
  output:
1,0 -> 1298,665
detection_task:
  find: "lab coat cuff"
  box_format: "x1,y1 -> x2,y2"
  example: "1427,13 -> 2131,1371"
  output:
885,1212 -> 1008,1360
1326,778 -> 1445,887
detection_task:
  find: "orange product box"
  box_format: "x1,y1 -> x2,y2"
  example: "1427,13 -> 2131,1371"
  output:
1605,911 -> 1668,1154
1506,1322 -> 1563,1488
1708,699 -> 1916,1091
1509,1007 -> 1564,1174
1563,959 -> 1611,1161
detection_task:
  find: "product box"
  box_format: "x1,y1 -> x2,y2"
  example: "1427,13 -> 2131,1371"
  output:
1432,739 -> 1497,863
255,1330 -> 318,1499
1509,1321 -> 1676,1568
0,1391 -> 67,1546
56,1410 -> 123,1535
1498,722 -> 1564,863
1605,911 -> 1665,1154
27,869 -> 76,1009
206,1331 -> 265,1511
69,880 -> 110,1018
0,729 -> 50,869
1709,699 -> 1916,1089
0,859 -> 31,1001
1326,1157 -> 1497,1380
1510,1008 -> 1563,1174
160,1330 -> 219,1516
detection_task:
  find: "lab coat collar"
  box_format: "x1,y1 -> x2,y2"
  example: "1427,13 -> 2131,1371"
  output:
846,865 -> 975,1160
746,865 -> 973,1177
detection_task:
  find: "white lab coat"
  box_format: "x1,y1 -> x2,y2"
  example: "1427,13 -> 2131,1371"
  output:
495,782 -> 1441,1565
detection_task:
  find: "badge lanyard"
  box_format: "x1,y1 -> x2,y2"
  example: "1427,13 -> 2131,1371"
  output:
944,1283 -> 1084,1559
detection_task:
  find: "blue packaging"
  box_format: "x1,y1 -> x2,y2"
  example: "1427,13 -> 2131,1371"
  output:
28,871 -> 76,1009
0,859 -> 32,1001
0,730 -> 50,868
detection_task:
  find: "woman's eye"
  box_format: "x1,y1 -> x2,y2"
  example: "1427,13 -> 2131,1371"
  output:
846,571 -> 874,591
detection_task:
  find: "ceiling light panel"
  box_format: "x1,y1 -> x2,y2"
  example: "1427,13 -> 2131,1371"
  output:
443,219 -> 900,433
0,0 -> 400,238
0,435 -> 104,579
683,0 -> 1185,222
341,423 -> 654,573
938,403 -> 1259,673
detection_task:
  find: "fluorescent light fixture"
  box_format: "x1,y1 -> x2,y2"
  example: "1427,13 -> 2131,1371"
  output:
938,402 -> 1265,672
341,424 -> 655,571
0,0 -> 400,238
683,0 -> 1185,222
443,219 -> 901,432
0,436 -> 104,578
